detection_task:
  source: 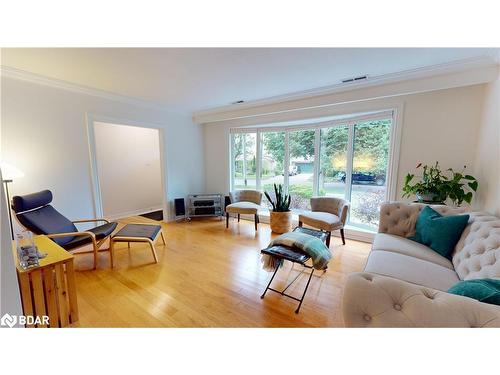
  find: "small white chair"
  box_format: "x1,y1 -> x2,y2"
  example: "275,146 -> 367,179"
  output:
298,197 -> 349,247
225,190 -> 263,231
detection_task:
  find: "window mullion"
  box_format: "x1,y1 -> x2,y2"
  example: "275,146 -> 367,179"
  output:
256,130 -> 262,191
284,131 -> 290,193
313,128 -> 320,196
242,134 -> 247,187
345,122 -> 355,206
230,134 -> 235,191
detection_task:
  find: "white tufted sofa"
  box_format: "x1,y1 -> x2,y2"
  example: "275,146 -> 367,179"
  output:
342,202 -> 500,327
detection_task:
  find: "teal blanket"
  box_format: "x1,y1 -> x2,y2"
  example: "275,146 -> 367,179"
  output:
261,232 -> 332,271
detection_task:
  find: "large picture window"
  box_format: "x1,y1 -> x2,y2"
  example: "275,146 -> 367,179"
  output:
230,111 -> 396,232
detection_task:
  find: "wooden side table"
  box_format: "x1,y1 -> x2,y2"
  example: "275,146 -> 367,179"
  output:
12,235 -> 79,328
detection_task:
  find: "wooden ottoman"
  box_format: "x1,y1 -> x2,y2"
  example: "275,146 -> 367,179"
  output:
110,223 -> 165,267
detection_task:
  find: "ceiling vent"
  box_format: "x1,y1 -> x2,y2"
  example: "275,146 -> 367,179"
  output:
341,75 -> 368,84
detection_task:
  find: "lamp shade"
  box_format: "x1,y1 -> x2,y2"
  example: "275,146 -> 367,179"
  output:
0,162 -> 25,181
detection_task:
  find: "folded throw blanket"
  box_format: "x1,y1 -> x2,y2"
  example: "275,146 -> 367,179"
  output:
261,232 -> 332,271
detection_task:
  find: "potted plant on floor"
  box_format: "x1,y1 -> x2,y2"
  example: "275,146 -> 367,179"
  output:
265,183 -> 292,234
402,162 -> 478,206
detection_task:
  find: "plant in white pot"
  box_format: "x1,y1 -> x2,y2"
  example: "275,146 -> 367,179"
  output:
264,183 -> 292,234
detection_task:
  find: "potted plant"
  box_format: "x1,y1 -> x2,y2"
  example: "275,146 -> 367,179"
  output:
264,183 -> 292,233
402,162 -> 478,206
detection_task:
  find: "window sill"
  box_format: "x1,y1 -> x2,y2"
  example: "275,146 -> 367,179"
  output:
253,209 -> 375,243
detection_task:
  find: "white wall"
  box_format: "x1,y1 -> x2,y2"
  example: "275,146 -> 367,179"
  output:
94,122 -> 163,218
474,68 -> 500,216
1,76 -> 205,225
204,85 -> 485,205
0,170 -> 23,323
398,85 -> 484,197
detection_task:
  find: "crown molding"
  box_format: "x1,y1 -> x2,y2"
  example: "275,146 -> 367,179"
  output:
194,55 -> 498,124
0,65 -> 183,114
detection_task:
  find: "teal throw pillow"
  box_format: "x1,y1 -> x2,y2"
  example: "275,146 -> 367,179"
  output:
410,206 -> 469,259
448,279 -> 500,306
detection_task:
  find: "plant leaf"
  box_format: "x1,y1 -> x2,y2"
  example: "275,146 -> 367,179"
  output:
468,180 -> 478,191
464,192 -> 473,204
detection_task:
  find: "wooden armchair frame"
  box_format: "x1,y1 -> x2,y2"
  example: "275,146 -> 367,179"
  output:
37,218 -> 113,270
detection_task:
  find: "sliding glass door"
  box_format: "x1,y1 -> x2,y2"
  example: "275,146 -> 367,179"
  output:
230,112 -> 394,232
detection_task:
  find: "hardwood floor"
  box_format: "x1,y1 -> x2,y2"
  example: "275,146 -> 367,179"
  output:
71,216 -> 371,327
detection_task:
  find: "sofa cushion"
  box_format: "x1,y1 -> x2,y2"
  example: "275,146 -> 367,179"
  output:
452,215 -> 500,280
298,212 -> 341,231
378,202 -> 468,238
448,279 -> 500,306
372,233 -> 454,269
225,201 -> 260,214
410,206 -> 469,259
364,250 -> 460,291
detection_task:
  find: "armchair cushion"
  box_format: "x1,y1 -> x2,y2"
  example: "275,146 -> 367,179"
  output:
16,205 -> 78,246
226,201 -> 260,215
310,197 -> 349,225
61,222 -> 118,250
229,190 -> 262,205
298,211 -> 341,232
11,189 -> 53,212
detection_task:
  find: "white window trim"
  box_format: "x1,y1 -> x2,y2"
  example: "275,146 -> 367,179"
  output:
229,132 -> 235,193
284,131 -> 290,192
385,105 -> 404,202
344,123 -> 355,204
229,110 -> 394,134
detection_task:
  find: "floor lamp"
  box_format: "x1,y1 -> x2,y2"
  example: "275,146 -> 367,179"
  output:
1,162 -> 25,240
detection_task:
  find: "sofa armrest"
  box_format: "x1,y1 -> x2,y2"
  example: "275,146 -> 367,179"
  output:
342,272 -> 500,327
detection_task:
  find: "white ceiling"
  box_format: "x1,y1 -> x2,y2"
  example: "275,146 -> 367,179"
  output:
1,48 -> 497,112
